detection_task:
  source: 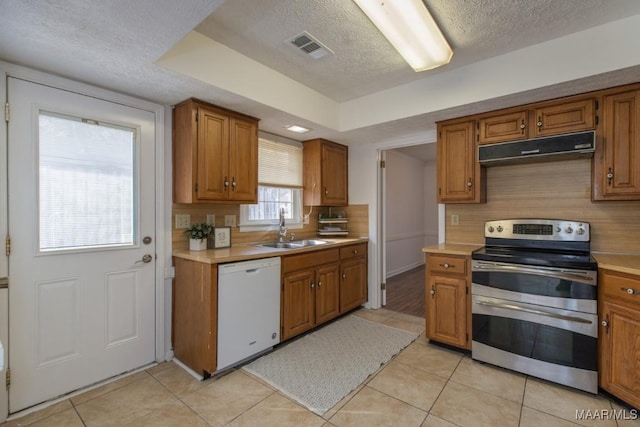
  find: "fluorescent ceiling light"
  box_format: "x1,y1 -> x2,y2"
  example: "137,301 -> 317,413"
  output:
353,0 -> 453,71
285,125 -> 311,133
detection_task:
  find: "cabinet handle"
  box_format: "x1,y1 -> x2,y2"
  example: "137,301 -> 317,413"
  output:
607,168 -> 614,185
439,263 -> 454,269
520,119 -> 525,134
231,177 -> 237,190
353,250 -> 358,255
324,187 -> 329,195
430,286 -> 435,298
467,178 -> 472,190
601,315 -> 609,333
310,282 -> 315,289
621,287 -> 640,295
342,273 -> 346,279
318,281 -> 322,288
537,116 -> 543,129
224,176 -> 229,188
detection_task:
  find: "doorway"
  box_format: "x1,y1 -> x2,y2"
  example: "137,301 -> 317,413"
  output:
381,143 -> 438,317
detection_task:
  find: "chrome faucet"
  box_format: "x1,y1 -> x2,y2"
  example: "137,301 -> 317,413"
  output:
278,207 -> 287,242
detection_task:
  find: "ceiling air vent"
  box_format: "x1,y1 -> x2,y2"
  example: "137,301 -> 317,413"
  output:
287,31 -> 333,59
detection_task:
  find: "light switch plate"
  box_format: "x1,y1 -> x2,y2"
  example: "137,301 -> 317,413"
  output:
451,214 -> 459,226
206,214 -> 216,226
224,215 -> 236,227
175,214 -> 190,229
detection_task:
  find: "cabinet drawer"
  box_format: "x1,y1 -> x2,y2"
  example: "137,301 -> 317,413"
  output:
340,243 -> 367,260
427,254 -> 467,275
600,269 -> 640,306
283,248 -> 339,273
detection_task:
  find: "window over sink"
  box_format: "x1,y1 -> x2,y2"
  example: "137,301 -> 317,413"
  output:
240,136 -> 304,231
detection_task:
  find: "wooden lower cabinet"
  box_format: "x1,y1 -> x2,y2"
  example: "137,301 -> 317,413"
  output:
425,253 -> 471,350
281,242 -> 368,341
599,269 -> 640,408
339,243 -> 368,313
172,257 -> 217,376
281,249 -> 340,341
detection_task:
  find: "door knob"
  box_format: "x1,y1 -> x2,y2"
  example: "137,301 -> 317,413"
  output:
135,254 -> 153,264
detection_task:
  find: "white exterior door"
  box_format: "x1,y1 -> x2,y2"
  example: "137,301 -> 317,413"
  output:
7,78 -> 156,412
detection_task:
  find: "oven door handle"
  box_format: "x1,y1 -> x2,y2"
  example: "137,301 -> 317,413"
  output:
473,262 -> 595,283
475,300 -> 593,324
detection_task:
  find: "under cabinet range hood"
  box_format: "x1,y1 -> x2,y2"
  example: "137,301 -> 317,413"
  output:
478,131 -> 595,166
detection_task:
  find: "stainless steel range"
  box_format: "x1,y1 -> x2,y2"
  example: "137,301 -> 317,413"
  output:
471,219 -> 598,393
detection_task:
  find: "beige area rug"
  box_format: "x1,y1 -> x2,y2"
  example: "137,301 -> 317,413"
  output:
242,315 -> 420,415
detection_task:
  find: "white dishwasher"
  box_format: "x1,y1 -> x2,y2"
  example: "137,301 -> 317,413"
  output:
217,257 -> 281,371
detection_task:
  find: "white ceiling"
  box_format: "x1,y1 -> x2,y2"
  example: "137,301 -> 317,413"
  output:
2,0 -> 640,161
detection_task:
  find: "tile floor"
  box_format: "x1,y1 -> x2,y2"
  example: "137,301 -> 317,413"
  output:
3,308 -> 638,427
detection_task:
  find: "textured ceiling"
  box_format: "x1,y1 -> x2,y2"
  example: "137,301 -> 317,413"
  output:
197,0 -> 640,101
1,0 -> 640,156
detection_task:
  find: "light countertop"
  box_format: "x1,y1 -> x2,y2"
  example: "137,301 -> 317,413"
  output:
592,253 -> 640,276
422,243 -> 483,256
173,237 -> 369,265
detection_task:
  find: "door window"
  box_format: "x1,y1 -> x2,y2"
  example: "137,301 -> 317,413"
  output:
38,112 -> 136,251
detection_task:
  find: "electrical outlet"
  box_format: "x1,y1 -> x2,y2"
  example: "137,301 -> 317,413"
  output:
206,214 -> 216,226
224,215 -> 236,227
451,214 -> 460,226
175,214 -> 190,229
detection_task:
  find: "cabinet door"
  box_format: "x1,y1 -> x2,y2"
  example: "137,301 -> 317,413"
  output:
600,300 -> 640,408
594,90 -> 640,200
340,258 -> 367,313
533,99 -> 595,137
315,263 -> 340,325
282,269 -> 315,341
426,274 -> 467,349
478,111 -> 528,144
196,107 -> 229,200
437,121 -> 483,203
228,117 -> 258,203
321,142 -> 348,206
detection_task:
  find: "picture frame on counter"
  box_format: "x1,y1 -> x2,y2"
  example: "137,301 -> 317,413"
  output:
214,227 -> 231,248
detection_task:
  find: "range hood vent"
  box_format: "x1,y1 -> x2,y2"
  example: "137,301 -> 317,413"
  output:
478,131 -> 595,167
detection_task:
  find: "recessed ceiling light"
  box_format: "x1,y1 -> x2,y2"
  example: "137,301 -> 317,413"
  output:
285,125 -> 311,134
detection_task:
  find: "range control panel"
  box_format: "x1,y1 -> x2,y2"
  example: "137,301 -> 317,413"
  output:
484,219 -> 590,242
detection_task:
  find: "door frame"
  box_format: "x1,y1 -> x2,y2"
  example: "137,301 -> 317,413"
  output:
0,61 -> 169,418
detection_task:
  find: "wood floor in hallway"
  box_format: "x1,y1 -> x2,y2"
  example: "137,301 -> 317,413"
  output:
384,264 -> 425,318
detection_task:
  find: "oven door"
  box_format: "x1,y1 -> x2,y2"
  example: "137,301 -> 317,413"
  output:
472,260 -> 597,313
472,294 -> 598,393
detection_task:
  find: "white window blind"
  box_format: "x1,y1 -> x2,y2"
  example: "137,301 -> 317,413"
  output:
258,138 -> 303,188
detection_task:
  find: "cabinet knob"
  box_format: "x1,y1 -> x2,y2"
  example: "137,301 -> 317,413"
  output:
430,286 -> 435,298
353,250 -> 358,255
231,177 -> 237,190
318,281 -> 322,288
439,263 -> 454,269
324,187 -> 328,195
601,314 -> 609,333
520,119 -> 525,134
621,287 -> 640,295
537,117 -> 543,129
342,273 -> 346,279
607,168 -> 614,185
310,282 -> 315,289
467,178 -> 472,190
224,176 -> 229,188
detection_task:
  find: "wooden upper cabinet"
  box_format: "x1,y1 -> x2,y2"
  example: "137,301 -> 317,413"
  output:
303,138 -> 348,206
173,98 -> 259,203
533,98 -> 595,137
593,90 -> 640,200
437,120 -> 485,203
478,110 -> 528,144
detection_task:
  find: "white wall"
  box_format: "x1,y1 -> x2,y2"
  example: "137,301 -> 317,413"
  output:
423,159 -> 439,246
385,150 -> 427,277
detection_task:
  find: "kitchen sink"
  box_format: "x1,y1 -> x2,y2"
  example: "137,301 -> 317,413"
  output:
257,239 -> 331,249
